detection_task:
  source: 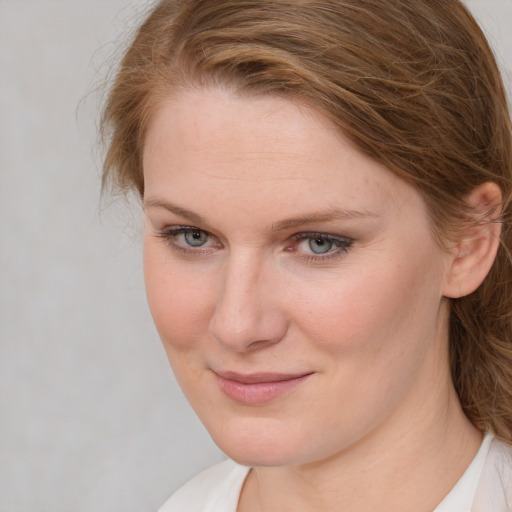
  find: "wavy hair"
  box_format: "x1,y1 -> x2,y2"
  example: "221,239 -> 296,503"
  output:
101,0 -> 512,441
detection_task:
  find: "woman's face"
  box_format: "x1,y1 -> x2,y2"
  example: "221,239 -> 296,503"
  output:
143,87 -> 454,467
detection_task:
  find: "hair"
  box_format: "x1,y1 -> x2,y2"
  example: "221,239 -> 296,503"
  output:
101,0 -> 512,441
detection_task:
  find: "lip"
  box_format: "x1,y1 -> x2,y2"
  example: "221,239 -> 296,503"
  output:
214,371 -> 313,405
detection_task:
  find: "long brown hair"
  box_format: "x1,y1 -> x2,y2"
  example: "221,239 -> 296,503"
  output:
101,0 -> 512,441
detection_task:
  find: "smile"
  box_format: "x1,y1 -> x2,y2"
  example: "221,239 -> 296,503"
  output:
214,371 -> 313,405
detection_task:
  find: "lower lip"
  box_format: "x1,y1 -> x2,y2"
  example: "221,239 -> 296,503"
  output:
216,374 -> 311,405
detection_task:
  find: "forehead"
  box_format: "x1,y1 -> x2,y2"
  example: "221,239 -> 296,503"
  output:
144,87 -> 346,174
142,87 -> 421,220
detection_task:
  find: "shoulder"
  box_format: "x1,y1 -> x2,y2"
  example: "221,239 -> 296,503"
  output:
473,437 -> 512,512
158,459 -> 250,512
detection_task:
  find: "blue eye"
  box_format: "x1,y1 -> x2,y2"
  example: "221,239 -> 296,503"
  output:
158,226 -> 216,253
294,232 -> 352,260
308,237 -> 334,254
183,229 -> 209,247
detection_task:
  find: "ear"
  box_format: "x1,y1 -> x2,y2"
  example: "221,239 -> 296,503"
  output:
443,182 -> 503,299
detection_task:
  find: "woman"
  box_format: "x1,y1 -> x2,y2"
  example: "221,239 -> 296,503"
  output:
101,0 -> 512,510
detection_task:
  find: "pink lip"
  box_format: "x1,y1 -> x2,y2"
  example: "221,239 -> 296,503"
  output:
214,371 -> 313,405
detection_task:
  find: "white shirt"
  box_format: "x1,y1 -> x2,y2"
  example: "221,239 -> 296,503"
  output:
160,434 -> 512,511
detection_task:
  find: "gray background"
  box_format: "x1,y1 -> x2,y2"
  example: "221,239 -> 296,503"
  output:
0,1 -> 510,511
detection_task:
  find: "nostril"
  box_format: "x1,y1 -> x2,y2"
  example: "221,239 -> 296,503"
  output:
208,258 -> 288,351
208,304 -> 288,353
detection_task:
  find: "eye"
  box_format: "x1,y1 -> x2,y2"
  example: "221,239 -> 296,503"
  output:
304,237 -> 335,254
157,226 -> 219,253
182,229 -> 209,247
292,232 -> 353,260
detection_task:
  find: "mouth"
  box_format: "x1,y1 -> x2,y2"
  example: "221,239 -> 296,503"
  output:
214,371 -> 313,405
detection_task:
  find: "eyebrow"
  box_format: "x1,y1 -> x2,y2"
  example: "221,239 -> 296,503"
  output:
144,198 -> 207,225
271,209 -> 378,231
144,197 -> 377,230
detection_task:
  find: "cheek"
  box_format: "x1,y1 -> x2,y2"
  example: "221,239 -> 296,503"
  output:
283,252 -> 447,439
143,241 -> 214,353
290,249 -> 444,361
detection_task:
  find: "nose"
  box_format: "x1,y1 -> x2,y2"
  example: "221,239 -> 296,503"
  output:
208,252 -> 288,352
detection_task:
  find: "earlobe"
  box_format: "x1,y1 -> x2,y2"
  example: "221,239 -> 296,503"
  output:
443,182 -> 503,299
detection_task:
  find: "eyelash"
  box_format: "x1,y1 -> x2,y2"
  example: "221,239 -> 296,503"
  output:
156,226 -> 219,255
156,226 -> 353,261
290,232 -> 353,262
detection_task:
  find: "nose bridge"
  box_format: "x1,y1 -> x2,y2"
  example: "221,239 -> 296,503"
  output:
208,249 -> 286,351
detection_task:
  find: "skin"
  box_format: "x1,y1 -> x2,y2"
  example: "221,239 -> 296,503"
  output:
142,87 -> 482,511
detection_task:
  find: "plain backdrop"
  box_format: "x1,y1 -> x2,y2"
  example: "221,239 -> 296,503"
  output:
0,1 -> 510,511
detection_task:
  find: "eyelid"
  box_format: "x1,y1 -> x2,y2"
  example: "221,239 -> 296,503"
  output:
155,225 -> 353,261
290,231 -> 353,260
293,231 -> 351,241
292,231 -> 353,246
156,225 -> 221,252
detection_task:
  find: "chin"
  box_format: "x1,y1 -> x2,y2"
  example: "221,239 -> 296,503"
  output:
205,415 -> 321,467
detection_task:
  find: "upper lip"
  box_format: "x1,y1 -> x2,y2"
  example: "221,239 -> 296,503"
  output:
214,371 -> 313,384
